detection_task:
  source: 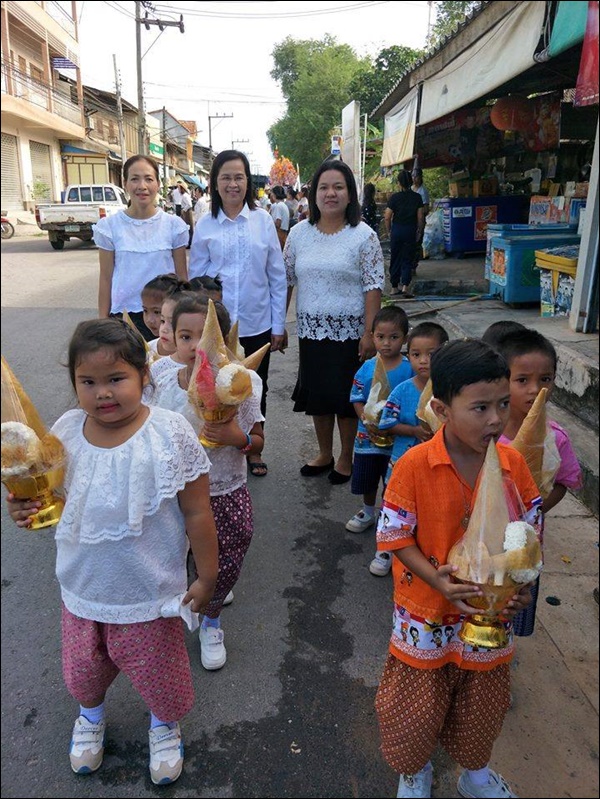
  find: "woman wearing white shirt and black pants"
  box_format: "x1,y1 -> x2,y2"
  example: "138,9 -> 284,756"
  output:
189,150 -> 288,477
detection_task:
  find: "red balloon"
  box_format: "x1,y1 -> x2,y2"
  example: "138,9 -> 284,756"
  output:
490,96 -> 533,131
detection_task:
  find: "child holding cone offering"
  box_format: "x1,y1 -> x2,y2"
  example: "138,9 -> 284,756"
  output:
4,319 -> 218,785
346,307 -> 413,540
151,295 -> 269,671
493,327 -> 581,637
375,339 -> 541,799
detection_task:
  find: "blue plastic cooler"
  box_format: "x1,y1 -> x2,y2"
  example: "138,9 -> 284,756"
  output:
488,232 -> 580,304
485,223 -> 578,279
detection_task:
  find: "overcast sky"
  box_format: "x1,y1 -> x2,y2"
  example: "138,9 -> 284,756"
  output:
77,0 -> 430,174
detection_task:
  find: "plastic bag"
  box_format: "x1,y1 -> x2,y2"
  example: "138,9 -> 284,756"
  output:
422,208 -> 445,260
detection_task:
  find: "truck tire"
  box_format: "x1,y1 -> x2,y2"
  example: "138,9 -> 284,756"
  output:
50,238 -> 65,250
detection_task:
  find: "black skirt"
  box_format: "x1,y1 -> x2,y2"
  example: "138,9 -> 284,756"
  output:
292,337 -> 360,418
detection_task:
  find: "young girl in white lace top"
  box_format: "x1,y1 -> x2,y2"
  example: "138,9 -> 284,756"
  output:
151,293 -> 264,673
6,318 -> 218,786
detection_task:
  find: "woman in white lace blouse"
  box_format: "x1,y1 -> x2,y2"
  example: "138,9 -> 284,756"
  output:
284,160 -> 384,484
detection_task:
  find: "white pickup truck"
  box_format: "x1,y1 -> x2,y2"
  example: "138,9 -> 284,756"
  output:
35,184 -> 128,250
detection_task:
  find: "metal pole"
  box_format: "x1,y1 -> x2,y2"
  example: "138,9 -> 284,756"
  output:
113,55 -> 127,181
162,106 -> 168,195
361,113 -> 368,197
135,1 -> 146,154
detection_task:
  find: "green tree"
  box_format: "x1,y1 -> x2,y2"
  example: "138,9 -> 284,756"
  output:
268,36 -> 366,177
349,45 -> 423,116
428,1 -> 481,49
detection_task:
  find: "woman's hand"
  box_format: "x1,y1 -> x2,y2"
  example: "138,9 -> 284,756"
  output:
359,333 -> 376,361
6,493 -> 41,528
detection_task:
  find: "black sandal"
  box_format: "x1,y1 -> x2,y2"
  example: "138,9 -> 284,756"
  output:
248,461 -> 268,477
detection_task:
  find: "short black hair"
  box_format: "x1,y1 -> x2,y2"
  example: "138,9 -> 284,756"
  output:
407,322 -> 449,349
495,328 -> 557,373
308,160 -> 361,226
372,305 -> 409,336
431,339 -> 509,404
481,320 -> 527,350
210,150 -> 255,218
68,318 -> 147,389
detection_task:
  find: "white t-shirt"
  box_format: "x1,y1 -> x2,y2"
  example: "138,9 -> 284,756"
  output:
92,209 -> 189,313
270,200 -> 290,232
52,406 -> 210,627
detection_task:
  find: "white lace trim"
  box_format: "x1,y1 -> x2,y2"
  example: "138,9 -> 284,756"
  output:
284,221 -> 384,340
52,407 -> 209,545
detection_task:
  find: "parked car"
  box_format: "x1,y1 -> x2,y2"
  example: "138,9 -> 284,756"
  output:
35,184 -> 128,250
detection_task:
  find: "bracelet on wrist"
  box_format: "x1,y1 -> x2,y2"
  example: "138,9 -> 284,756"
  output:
238,433 -> 252,454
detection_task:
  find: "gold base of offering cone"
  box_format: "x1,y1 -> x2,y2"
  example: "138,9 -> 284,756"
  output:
371,432 -> 394,448
3,467 -> 65,530
454,579 -> 518,649
199,407 -> 237,448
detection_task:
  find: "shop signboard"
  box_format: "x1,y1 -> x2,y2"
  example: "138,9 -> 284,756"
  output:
474,205 -> 498,241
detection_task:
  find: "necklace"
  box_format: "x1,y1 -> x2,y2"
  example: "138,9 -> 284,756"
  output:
458,480 -> 472,530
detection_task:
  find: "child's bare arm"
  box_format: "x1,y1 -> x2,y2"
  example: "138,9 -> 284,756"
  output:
541,482 -> 567,514
178,474 -> 218,613
396,544 -> 485,614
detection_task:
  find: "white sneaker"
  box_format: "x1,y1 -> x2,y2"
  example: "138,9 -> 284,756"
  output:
397,766 -> 433,797
457,769 -> 517,798
223,590 -> 234,606
69,715 -> 105,774
199,625 -> 227,670
369,551 -> 392,576
148,723 -> 183,785
345,510 -> 375,533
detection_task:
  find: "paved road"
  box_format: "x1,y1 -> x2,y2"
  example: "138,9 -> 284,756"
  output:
1,237 -> 598,798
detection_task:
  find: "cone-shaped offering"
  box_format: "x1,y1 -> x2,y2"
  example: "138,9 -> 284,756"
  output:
511,388 -> 560,499
188,301 -> 269,447
1,357 -> 66,529
226,321 -> 246,362
416,378 -> 442,434
363,355 -> 394,447
448,440 -> 542,648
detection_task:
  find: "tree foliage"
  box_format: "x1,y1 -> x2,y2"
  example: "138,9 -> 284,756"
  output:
267,36 -> 366,179
428,1 -> 481,49
349,45 -> 423,117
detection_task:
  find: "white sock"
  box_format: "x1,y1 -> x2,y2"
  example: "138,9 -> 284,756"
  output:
466,766 -> 490,785
150,711 -> 177,730
362,504 -> 375,518
79,703 -> 105,725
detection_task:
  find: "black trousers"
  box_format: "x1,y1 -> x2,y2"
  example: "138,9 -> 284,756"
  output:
239,328 -> 272,419
390,224 -> 417,288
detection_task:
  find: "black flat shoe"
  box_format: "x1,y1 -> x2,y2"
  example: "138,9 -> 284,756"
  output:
300,458 -> 334,477
328,468 -> 352,485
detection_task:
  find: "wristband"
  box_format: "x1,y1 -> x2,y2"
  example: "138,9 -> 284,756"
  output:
238,433 -> 252,454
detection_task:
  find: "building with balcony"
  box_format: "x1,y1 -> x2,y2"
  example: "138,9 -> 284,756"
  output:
1,0 -> 85,215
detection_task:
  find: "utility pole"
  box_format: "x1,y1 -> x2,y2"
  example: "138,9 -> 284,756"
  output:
162,106 -> 168,195
113,54 -> 127,179
135,0 -> 185,155
208,113 -> 233,152
232,138 -> 249,151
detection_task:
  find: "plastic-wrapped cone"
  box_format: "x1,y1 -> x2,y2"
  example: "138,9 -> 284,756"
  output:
227,321 -> 246,361
416,378 -> 441,433
242,342 -> 271,373
511,388 -> 559,498
364,355 -> 391,423
1,356 -> 47,439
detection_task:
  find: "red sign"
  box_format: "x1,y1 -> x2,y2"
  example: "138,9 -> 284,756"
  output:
575,1 -> 599,107
474,205 -> 497,241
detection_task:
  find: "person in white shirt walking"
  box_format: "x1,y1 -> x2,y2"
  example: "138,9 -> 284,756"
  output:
189,150 -> 288,477
269,185 -> 290,250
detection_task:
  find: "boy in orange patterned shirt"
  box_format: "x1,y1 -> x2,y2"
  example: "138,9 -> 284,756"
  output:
375,340 -> 541,799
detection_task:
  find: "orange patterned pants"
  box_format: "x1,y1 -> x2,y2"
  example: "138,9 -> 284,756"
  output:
375,654 -> 510,774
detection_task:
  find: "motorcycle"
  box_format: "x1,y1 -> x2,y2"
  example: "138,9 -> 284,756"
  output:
1,214 -> 15,240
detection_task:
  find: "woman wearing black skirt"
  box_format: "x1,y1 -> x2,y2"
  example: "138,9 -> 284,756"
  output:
283,160 -> 384,484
